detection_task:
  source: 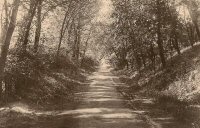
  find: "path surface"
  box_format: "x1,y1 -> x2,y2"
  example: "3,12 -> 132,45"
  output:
73,62 -> 150,128
1,62 -> 194,128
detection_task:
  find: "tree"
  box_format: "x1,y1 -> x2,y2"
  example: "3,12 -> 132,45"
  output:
169,1 -> 181,54
0,0 -> 9,44
108,0 -> 188,70
21,0 -> 38,52
182,0 -> 200,40
34,0 -> 43,53
155,0 -> 167,68
0,0 -> 20,99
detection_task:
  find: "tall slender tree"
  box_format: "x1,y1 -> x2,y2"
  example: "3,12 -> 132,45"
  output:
21,0 -> 38,52
0,0 -> 20,99
34,0 -> 43,53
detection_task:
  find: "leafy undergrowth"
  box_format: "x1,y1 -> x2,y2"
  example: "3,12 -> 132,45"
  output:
148,44 -> 200,103
0,50 -> 98,110
0,51 -> 98,128
113,43 -> 200,125
115,43 -> 200,102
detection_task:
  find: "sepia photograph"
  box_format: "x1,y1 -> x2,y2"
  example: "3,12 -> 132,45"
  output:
0,0 -> 200,128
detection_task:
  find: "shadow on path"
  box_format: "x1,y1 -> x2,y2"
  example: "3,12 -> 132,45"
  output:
1,62 -> 192,128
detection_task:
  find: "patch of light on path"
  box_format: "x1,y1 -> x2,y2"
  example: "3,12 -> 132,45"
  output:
76,113 -> 138,119
85,98 -> 122,102
58,108 -> 134,116
11,106 -> 33,114
101,113 -> 136,119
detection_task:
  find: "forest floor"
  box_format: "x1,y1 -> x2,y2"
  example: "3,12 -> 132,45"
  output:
0,62 -> 197,128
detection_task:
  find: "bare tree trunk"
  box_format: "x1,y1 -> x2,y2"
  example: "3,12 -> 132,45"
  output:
22,0 -> 38,51
72,21 -> 77,59
57,12 -> 72,57
157,24 -> 166,68
56,1 -> 73,57
0,0 -> 20,99
57,11 -> 68,57
186,0 -> 200,40
170,14 -> 181,54
156,0 -> 166,68
4,0 -> 9,29
193,21 -> 200,40
149,43 -> 156,71
186,23 -> 195,47
171,30 -> 181,55
76,16 -> 81,63
0,0 -> 9,44
72,14 -> 81,64
66,22 -> 73,56
82,29 -> 91,61
34,0 -> 43,53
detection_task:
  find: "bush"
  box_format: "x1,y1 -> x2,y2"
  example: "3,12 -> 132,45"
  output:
3,49 -> 80,102
81,56 -> 99,71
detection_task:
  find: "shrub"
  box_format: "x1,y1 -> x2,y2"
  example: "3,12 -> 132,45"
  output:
81,56 -> 99,71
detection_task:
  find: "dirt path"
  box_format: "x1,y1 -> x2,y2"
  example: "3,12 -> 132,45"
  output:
0,62 -> 151,128
72,62 -> 152,128
0,62 -> 194,128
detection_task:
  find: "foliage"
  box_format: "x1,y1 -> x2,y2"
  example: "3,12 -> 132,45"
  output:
0,0 -> 100,102
105,0 -> 199,71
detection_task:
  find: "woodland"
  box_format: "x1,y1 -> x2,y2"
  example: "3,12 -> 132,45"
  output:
1,0 -> 200,127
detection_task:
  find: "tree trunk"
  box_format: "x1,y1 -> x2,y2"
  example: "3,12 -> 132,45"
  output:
4,0 -> 9,29
82,28 -> 91,61
0,0 -> 20,99
175,39 -> 180,54
72,14 -> 81,64
157,26 -> 166,68
171,16 -> 181,54
186,23 -> 195,47
0,0 -> 9,44
34,0 -> 43,53
193,21 -> 200,40
66,23 -> 73,56
72,21 -> 77,59
57,11 -> 68,57
186,1 -> 200,40
149,43 -> 156,71
22,0 -> 38,51
76,14 -> 81,63
56,1 -> 73,57
156,0 -> 166,68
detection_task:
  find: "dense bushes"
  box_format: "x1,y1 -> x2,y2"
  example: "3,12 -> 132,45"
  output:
81,56 -> 99,72
2,49 -> 97,104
